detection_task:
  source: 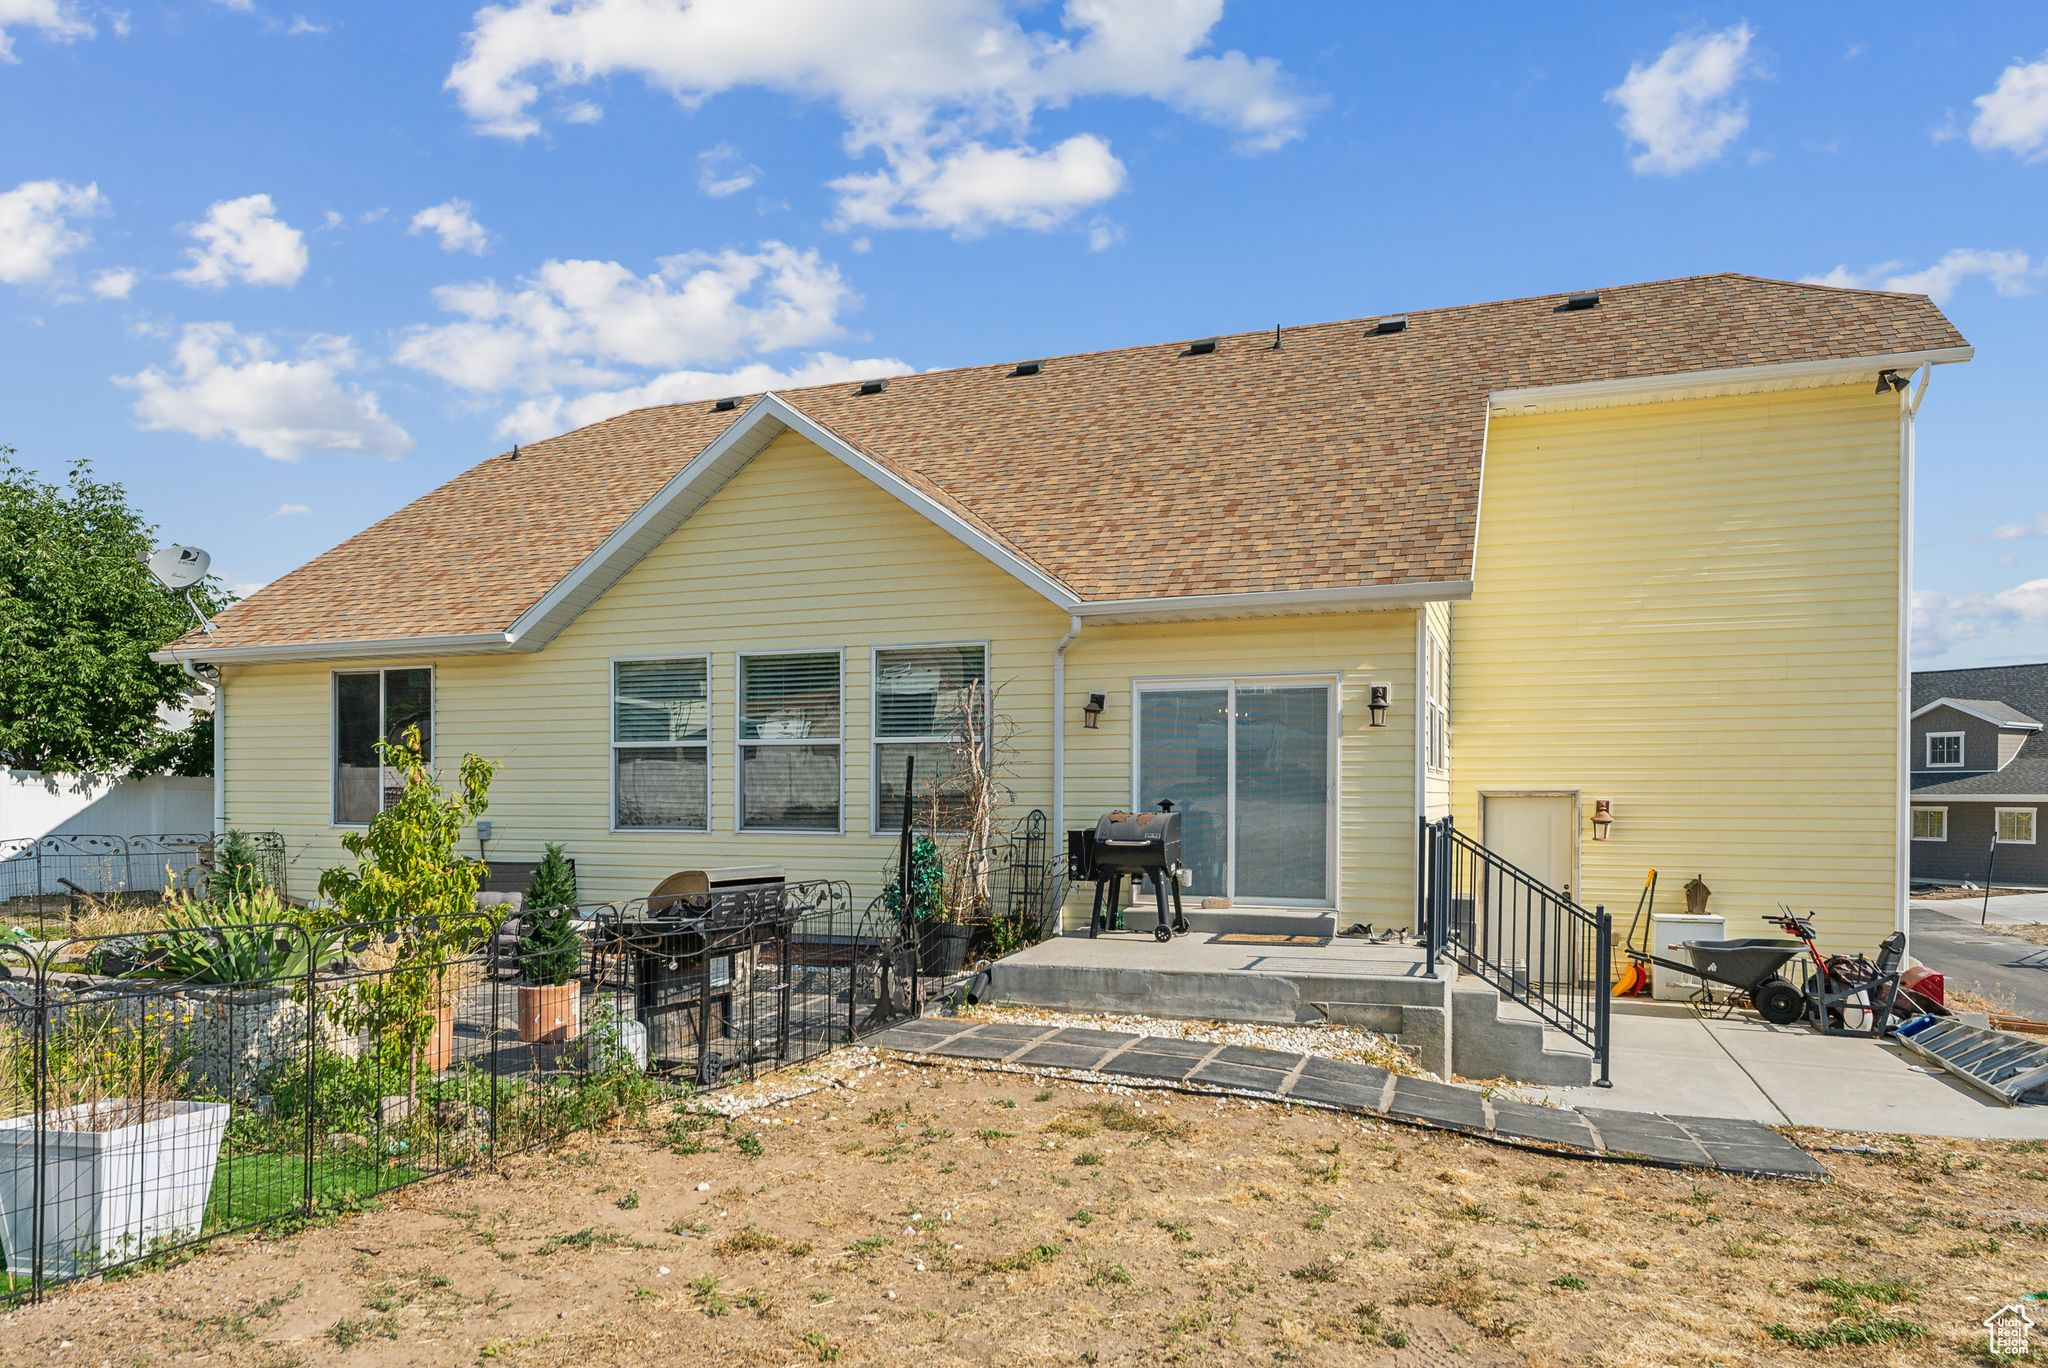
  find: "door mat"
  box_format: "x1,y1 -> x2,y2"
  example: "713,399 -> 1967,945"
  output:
1214,933 -> 1330,946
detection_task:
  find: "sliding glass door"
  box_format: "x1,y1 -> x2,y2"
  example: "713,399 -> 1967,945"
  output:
1135,680 -> 1334,907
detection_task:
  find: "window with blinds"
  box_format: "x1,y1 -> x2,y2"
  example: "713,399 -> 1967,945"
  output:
873,644 -> 988,833
738,652 -> 842,831
613,658 -> 709,830
333,667 -> 432,825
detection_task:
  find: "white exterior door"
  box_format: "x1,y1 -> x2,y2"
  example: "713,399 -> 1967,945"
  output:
1479,793 -> 1577,901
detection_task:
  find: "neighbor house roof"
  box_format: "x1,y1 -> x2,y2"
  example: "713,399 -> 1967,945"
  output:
171,273 -> 1969,660
1912,665 -> 2048,798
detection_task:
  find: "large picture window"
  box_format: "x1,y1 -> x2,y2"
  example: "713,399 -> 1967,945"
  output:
613,658 -> 709,830
738,652 -> 842,832
873,644 -> 989,833
333,667 -> 432,825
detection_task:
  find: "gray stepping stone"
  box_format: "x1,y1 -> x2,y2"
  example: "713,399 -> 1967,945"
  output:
1188,1059 -> 1295,1094
1014,1042 -> 1119,1072
872,1026 -> 958,1052
1111,1036 -> 1214,1059
1212,1044 -> 1306,1071
878,1018 -> 962,1040
1286,1070 -> 1387,1111
1049,1026 -> 1137,1049
965,1022 -> 1059,1044
1487,1099 -> 1598,1152
934,1033 -> 1047,1062
1385,1077 -> 1488,1132
1692,1143 -> 1827,1179
1580,1109 -> 1712,1166
1109,1050 -> 1205,1082
1296,1055 -> 1391,1093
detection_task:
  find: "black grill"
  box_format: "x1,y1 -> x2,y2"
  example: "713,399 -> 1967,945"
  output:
1071,801 -> 1190,943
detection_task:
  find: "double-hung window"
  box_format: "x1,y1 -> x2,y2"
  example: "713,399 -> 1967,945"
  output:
873,644 -> 989,833
613,658 -> 709,830
1997,807 -> 2037,845
1423,632 -> 1449,773
332,668 -> 432,825
1926,732 -> 1964,768
738,652 -> 842,831
1910,807 -> 1947,842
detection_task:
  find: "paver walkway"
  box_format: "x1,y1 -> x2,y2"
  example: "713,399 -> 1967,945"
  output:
872,1017 -> 1827,1180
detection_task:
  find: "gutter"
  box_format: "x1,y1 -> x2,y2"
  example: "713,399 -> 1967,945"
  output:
1488,347 -> 1975,413
149,630 -> 514,667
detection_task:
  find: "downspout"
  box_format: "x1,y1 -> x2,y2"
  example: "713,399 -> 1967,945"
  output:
1896,366 -> 1932,951
1051,614 -> 1082,845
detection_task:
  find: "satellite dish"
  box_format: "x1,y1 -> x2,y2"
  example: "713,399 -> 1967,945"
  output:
146,544 -> 212,591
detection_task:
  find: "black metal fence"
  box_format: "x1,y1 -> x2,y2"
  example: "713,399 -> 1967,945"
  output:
1419,816 -> 1612,1085
0,885 -> 911,1305
0,831 -> 288,916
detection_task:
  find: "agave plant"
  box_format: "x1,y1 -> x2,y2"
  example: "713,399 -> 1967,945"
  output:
139,889 -> 344,985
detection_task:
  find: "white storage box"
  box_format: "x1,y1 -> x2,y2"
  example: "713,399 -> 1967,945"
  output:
1650,913 -> 1726,1002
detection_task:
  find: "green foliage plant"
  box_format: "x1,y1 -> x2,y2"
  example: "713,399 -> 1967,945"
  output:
141,888 -> 342,986
208,828 -> 268,903
881,834 -> 943,923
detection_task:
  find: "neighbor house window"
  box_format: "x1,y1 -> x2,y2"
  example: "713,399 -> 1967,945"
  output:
1910,807 -> 1947,842
873,644 -> 989,833
1424,631 -> 1449,773
1997,808 -> 2037,845
738,652 -> 842,831
333,668 -> 432,825
1926,732 -> 1964,768
613,657 -> 709,831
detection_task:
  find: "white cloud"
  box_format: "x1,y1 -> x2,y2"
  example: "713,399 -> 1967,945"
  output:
560,98 -> 602,123
1990,514 -> 2048,541
1970,51 -> 2048,160
287,14 -> 326,34
0,0 -> 92,61
264,501 -> 311,519
396,240 -> 858,393
90,266 -> 137,299
697,143 -> 759,198
409,198 -> 490,254
119,322 -> 413,461
1914,579 -> 2048,660
0,178 -> 106,284
173,193 -> 309,288
833,134 -> 1126,234
1085,215 -> 1123,251
1606,23 -> 1756,175
495,350 -> 913,441
1802,249 -> 2038,305
209,0 -> 256,10
445,0 -> 1309,234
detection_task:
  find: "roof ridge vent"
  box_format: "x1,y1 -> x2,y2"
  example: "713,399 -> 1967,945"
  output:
1183,337 -> 1219,357
1371,315 -> 1408,335
1558,291 -> 1600,312
856,378 -> 888,395
1010,360 -> 1043,377
711,396 -> 740,412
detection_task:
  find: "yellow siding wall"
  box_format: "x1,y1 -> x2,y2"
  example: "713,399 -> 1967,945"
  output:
1453,385 -> 1903,948
1059,612 -> 1421,928
222,430 -> 1069,904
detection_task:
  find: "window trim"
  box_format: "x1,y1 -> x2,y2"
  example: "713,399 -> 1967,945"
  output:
1925,731 -> 1965,769
869,640 -> 993,836
329,665 -> 437,829
735,647 -> 846,836
1127,672 -> 1342,910
609,653 -> 712,834
1910,806 -> 1948,843
1996,806 -> 2038,846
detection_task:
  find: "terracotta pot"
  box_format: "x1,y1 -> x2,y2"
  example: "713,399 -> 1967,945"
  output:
421,1000 -> 459,1073
516,981 -> 582,1044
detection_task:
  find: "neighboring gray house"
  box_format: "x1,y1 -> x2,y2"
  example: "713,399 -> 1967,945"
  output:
1911,664 -> 2048,887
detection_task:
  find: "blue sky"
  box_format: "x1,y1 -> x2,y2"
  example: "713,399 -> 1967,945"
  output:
2,3 -> 2045,665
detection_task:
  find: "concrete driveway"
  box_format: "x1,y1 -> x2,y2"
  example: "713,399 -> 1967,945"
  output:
1517,1000 -> 2048,1140
1910,896 -> 2048,1020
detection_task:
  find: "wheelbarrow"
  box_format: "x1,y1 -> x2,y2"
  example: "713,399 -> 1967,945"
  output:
1625,937 -> 1808,1024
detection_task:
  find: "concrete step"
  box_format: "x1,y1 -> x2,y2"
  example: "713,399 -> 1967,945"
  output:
1176,906 -> 1339,938
1450,985 -> 1597,1087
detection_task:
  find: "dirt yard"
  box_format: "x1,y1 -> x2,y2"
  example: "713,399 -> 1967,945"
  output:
4,1054 -> 2044,1367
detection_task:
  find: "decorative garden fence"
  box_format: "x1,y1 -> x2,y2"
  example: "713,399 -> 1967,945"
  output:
0,831 -> 288,911
0,886 -> 912,1305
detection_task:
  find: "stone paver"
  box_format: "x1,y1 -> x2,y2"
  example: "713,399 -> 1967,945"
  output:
873,1020 -> 1824,1179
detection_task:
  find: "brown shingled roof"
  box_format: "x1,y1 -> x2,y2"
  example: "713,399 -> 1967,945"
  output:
181,274 -> 1966,654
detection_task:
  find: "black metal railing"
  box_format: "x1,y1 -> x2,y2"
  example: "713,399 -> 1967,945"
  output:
0,831 -> 288,920
1419,816 -> 1611,1085
0,889 -> 912,1305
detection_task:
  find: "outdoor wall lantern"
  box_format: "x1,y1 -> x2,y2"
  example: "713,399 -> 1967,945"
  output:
1082,692 -> 1106,729
1367,682 -> 1391,727
1591,799 -> 1615,841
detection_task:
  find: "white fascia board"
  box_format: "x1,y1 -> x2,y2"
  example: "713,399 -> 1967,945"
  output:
1909,698 -> 2044,731
149,631 -> 512,666
1487,347 -> 1975,415
1072,579 -> 1472,624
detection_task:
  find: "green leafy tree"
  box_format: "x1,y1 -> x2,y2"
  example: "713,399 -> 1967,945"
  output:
0,452 -> 229,774
314,726 -> 496,1099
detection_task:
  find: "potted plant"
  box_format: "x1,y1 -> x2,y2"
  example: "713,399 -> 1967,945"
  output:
0,1010 -> 228,1280
516,843 -> 581,1043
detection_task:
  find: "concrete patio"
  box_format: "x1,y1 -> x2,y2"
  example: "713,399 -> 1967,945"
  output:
1518,999 -> 2048,1140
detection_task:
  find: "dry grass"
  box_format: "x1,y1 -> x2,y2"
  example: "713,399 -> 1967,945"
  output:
5,1060 -> 2045,1366
1984,922 -> 2048,948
